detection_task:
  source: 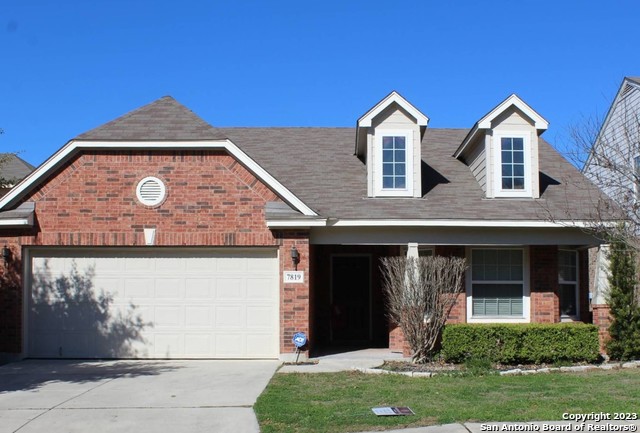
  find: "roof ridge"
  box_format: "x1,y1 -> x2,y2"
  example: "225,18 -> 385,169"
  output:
75,96 -> 227,141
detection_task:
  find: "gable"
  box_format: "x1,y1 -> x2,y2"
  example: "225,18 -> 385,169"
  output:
21,149 -> 283,237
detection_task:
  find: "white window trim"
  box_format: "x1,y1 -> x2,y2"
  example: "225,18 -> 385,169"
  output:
492,131 -> 532,198
466,246 -> 531,323
374,129 -> 414,197
558,249 -> 580,321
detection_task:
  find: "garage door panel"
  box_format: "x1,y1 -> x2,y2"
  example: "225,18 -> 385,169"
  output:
124,257 -> 156,272
215,334 -> 245,357
215,306 -> 245,328
185,306 -> 213,327
154,278 -> 184,299
28,248 -> 279,359
185,278 -> 213,299
154,306 -> 183,328
216,278 -> 244,300
124,278 -> 155,298
217,257 -> 247,272
247,333 -> 277,357
247,306 -> 276,328
153,334 -> 182,358
184,334 -> 212,356
247,278 -> 278,299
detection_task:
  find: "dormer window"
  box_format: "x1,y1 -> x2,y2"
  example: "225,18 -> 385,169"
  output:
494,132 -> 532,197
355,91 -> 429,199
376,130 -> 414,196
454,94 -> 548,200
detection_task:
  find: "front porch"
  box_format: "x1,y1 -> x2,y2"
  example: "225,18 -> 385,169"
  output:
309,244 -> 592,357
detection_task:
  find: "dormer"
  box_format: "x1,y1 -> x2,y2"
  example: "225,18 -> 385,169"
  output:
454,94 -> 548,199
356,91 -> 429,198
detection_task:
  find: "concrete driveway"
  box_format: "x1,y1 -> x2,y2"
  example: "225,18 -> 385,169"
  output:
0,359 -> 279,433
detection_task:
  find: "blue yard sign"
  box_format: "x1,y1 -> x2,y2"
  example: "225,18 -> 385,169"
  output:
292,332 -> 307,348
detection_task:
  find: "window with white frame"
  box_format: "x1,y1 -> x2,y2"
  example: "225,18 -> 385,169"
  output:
558,249 -> 579,318
382,136 -> 407,189
375,130 -> 413,196
471,249 -> 524,317
493,133 -> 531,197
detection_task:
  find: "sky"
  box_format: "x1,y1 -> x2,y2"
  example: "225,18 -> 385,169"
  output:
1,0 -> 640,167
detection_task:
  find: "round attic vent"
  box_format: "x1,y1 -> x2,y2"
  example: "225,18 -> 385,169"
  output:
136,177 -> 166,206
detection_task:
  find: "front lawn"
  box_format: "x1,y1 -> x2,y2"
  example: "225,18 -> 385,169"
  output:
254,369 -> 640,433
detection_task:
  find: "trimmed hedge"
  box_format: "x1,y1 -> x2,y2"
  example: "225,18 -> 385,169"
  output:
441,323 -> 600,364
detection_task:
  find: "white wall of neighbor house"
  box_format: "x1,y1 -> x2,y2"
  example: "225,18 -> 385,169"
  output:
368,103 -> 422,198
590,244 -> 611,305
489,106 -> 540,199
584,83 -> 640,202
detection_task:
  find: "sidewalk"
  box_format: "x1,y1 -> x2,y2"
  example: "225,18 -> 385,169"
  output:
355,420 -> 640,433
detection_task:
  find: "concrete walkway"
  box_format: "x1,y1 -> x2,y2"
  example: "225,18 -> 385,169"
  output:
0,359 -> 279,433
279,348 -> 408,373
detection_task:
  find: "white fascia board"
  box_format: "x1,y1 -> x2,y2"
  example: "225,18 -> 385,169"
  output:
455,94 -> 548,159
266,219 -> 327,228
328,219 -> 591,228
0,216 -> 33,227
222,139 -> 317,216
454,124 -> 480,158
0,140 -> 317,217
477,94 -> 549,130
357,91 -> 429,127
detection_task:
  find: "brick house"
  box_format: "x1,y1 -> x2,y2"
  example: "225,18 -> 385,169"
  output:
0,92 -> 608,361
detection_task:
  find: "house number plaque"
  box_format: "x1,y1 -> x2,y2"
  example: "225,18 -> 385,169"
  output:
283,271 -> 304,283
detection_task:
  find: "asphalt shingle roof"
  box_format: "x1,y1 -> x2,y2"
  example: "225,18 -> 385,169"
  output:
75,96 -> 227,141
222,127 -> 607,221
0,154 -> 35,181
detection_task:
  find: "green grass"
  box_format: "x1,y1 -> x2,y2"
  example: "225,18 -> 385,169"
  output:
254,369 -> 640,433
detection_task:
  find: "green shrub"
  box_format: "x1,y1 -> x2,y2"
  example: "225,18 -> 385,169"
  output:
441,323 -> 600,364
605,238 -> 640,361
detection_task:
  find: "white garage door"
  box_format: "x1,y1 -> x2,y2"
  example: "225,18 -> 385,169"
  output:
27,248 -> 279,359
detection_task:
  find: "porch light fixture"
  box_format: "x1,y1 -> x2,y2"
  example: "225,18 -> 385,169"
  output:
2,245 -> 10,265
290,246 -> 300,270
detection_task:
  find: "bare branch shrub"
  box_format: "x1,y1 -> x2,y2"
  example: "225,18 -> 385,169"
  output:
554,98 -> 640,250
381,255 -> 467,363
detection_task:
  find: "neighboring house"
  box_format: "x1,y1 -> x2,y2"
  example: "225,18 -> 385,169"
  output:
0,153 -> 35,197
583,76 -> 640,343
0,92 -> 609,361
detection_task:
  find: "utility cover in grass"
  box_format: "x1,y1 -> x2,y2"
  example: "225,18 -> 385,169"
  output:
371,407 -> 415,416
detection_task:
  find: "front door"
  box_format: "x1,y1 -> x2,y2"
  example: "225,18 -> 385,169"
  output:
330,255 -> 371,343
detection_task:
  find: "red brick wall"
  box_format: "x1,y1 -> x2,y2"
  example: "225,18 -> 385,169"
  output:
530,245 -> 559,323
0,150 -> 312,356
435,246 -> 466,324
592,304 -> 611,353
278,232 -> 310,356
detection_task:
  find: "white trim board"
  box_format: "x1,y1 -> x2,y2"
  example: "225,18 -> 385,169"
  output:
0,139 -> 317,217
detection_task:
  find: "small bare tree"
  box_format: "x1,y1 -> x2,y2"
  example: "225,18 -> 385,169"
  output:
381,255 -> 467,363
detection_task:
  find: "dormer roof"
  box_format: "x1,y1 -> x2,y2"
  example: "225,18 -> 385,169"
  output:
454,94 -> 548,158
355,91 -> 429,156
357,91 -> 429,128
